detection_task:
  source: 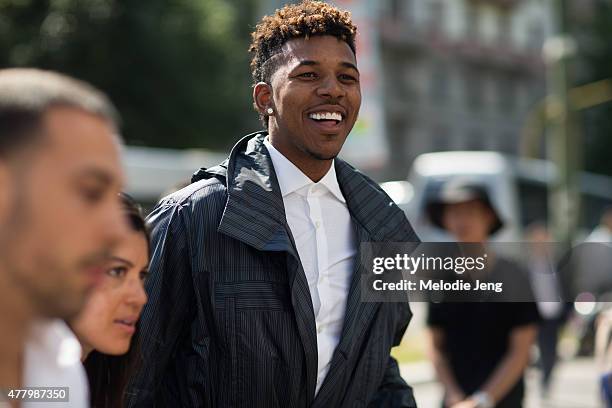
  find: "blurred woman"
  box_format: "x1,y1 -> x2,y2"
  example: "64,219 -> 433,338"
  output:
70,193 -> 149,408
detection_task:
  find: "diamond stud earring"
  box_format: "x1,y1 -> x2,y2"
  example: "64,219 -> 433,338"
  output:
266,107 -> 274,115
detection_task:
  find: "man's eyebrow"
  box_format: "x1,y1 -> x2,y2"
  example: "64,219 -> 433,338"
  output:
340,61 -> 359,73
75,167 -> 114,186
296,60 -> 318,67
295,60 -> 360,73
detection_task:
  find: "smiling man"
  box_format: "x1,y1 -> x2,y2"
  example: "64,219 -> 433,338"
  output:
128,2 -> 419,407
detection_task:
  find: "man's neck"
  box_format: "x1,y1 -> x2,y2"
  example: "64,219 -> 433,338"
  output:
0,267 -> 34,389
266,135 -> 333,183
300,161 -> 332,183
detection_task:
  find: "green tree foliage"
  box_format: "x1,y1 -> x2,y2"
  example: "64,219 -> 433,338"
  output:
0,0 -> 260,149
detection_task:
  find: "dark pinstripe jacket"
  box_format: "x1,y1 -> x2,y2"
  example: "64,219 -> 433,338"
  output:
126,132 -> 419,408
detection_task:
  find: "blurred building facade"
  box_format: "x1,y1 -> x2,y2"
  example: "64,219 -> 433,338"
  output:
256,0 -> 557,180
379,0 -> 555,178
379,0 -> 553,177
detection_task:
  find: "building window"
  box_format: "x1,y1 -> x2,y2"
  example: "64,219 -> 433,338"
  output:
389,0 -> 403,19
466,4 -> 480,40
465,72 -> 484,112
430,65 -> 449,103
389,0 -> 413,21
429,0 -> 444,33
386,63 -> 415,104
498,12 -> 511,45
431,125 -> 450,152
467,130 -> 483,151
498,76 -> 516,113
528,22 -> 544,51
502,132 -> 517,154
400,64 -> 415,102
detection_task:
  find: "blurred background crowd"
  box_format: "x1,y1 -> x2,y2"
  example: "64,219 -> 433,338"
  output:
2,0 -> 612,407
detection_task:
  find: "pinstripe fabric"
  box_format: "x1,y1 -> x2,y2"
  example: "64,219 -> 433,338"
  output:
126,132 -> 419,408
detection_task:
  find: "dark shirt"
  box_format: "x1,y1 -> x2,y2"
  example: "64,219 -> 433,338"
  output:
427,258 -> 540,408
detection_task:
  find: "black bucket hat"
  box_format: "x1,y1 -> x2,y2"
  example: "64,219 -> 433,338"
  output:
425,179 -> 504,235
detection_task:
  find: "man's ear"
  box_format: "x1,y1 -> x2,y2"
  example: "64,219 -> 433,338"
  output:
253,82 -> 274,115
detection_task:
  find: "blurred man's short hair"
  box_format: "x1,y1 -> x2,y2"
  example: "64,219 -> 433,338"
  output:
0,68 -> 120,157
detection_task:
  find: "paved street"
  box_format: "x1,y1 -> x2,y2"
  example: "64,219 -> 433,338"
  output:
401,357 -> 602,408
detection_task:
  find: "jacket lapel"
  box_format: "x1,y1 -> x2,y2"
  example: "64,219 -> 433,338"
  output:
214,133 -> 292,252
335,159 -> 405,351
207,132 -> 319,402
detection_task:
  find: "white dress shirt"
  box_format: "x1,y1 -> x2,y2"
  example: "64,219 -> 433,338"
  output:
23,319 -> 89,407
264,138 -> 356,394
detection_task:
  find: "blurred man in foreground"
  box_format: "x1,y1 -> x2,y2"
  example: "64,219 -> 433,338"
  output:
0,69 -> 125,406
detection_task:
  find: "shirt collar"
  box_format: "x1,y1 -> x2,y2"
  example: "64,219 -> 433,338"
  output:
264,137 -> 346,203
318,161 -> 346,203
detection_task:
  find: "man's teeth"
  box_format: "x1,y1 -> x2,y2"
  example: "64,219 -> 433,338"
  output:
308,112 -> 342,121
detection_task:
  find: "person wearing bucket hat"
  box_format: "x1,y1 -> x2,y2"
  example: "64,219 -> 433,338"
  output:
425,179 -> 504,240
425,179 -> 540,408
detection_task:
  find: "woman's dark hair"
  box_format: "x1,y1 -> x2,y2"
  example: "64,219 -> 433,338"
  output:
83,193 -> 150,408
118,193 -> 151,256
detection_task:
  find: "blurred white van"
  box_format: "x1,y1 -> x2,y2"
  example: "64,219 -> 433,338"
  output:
122,146 -> 227,209
382,151 -> 612,243
386,151 -> 524,242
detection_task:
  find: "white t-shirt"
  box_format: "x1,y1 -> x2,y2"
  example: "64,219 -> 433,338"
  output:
23,319 -> 89,407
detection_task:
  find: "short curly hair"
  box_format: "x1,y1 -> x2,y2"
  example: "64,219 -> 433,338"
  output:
249,1 -> 357,127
